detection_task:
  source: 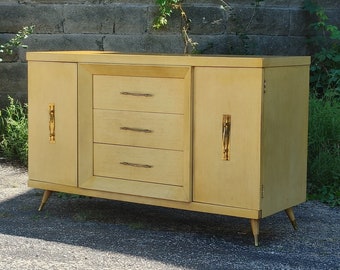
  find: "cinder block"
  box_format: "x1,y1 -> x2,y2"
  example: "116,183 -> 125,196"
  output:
103,34 -> 184,54
184,5 -> 227,35
249,35 -> 308,56
104,34 -> 148,53
191,34 -> 229,54
63,5 -> 115,34
0,63 -> 28,107
115,5 -> 148,34
143,34 -> 184,53
227,6 -> 290,36
22,34 -> 105,53
0,4 -> 64,34
289,9 -> 311,36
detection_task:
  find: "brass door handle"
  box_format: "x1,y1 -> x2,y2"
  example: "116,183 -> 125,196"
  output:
222,114 -> 231,160
120,91 -> 153,97
120,127 -> 153,133
49,103 -> 55,143
120,162 -> 153,169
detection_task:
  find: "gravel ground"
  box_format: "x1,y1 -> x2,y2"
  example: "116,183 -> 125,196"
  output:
0,161 -> 339,270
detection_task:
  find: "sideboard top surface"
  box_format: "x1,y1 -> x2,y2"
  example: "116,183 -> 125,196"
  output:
26,51 -> 310,68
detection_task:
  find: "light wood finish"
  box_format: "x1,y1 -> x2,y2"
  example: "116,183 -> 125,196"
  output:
27,52 -> 310,245
94,144 -> 184,186
94,110 -> 184,150
260,66 -> 309,217
26,51 -> 311,68
28,61 -> 77,187
250,219 -> 260,247
285,207 -> 298,230
94,75 -> 185,114
193,67 -> 263,210
78,64 -> 192,202
29,180 -> 261,219
38,190 -> 53,211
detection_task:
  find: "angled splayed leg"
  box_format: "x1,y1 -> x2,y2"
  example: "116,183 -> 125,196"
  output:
285,207 -> 298,230
38,190 -> 53,211
250,219 -> 260,246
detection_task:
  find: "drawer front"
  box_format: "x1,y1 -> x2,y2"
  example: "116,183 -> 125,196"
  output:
94,109 -> 184,150
93,75 -> 185,113
94,144 -> 184,186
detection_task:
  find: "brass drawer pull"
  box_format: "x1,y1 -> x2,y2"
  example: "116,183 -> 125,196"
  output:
120,91 -> 153,97
49,103 -> 55,143
120,162 -> 153,169
222,114 -> 231,160
120,127 -> 153,133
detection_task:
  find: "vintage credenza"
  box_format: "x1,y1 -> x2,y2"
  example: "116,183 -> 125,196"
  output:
27,51 -> 310,246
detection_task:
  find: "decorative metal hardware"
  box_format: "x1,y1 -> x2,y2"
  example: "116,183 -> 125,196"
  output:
222,114 -> 231,160
120,162 -> 153,169
120,91 -> 153,97
120,127 -> 153,133
49,103 -> 55,143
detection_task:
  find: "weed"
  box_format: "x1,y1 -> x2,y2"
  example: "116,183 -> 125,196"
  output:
303,0 -> 340,206
0,25 -> 34,62
0,96 -> 28,166
307,93 -> 340,206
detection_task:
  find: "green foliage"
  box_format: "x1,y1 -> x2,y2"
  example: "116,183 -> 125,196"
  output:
0,96 -> 28,166
304,0 -> 340,206
153,0 -> 198,53
0,26 -> 33,165
153,0 -> 182,30
304,0 -> 340,99
0,25 -> 34,62
307,94 -> 340,206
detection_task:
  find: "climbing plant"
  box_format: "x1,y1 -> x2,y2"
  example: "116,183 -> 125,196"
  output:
0,25 -> 34,62
153,0 -> 264,54
153,0 -> 199,53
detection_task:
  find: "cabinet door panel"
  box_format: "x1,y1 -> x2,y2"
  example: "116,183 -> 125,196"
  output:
193,68 -> 262,209
28,62 -> 77,186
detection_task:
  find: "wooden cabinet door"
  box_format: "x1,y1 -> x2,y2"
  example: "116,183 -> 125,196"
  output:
193,67 -> 263,210
28,62 -> 77,186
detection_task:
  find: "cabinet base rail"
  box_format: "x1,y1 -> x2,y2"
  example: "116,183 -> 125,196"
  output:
37,190 -> 298,246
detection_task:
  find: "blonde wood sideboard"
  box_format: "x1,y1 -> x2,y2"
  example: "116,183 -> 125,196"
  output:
27,51 -> 310,246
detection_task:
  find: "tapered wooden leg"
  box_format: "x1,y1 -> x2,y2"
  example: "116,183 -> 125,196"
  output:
38,190 -> 53,211
250,219 -> 260,246
285,207 -> 298,230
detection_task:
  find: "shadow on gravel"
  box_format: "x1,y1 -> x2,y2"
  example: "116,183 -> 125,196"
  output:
0,188 -> 339,269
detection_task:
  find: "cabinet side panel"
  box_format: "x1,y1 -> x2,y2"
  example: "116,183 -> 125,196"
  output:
261,66 -> 309,217
193,67 -> 263,210
28,61 -> 78,186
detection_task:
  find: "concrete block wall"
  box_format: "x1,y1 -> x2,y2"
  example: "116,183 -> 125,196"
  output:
0,0 -> 339,106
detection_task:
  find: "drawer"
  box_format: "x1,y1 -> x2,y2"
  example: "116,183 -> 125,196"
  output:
94,109 -> 184,150
93,75 -> 186,113
94,144 -> 184,186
